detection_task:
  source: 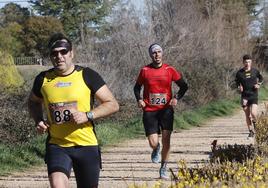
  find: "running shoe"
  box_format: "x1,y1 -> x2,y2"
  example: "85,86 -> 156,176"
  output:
151,143 -> 160,163
159,166 -> 169,179
248,130 -> 254,138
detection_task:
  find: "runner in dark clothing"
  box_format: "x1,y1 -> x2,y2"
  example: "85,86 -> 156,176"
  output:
235,54 -> 263,137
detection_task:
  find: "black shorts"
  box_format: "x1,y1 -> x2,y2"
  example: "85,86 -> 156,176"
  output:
143,107 -> 174,136
45,144 -> 101,188
241,97 -> 258,107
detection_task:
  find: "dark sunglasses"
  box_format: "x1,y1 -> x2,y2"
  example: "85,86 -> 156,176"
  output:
50,49 -> 69,56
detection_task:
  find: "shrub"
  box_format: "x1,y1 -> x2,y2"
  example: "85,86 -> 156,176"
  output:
0,91 -> 36,145
0,51 -> 24,92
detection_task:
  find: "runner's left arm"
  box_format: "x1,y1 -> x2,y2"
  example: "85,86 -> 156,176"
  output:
81,68 -> 119,121
91,85 -> 119,120
257,71 -> 264,85
174,78 -> 188,100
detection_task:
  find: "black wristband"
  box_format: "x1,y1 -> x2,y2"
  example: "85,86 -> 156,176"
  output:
35,118 -> 44,125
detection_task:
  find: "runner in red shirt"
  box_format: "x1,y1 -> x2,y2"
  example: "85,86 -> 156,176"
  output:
134,43 -> 188,179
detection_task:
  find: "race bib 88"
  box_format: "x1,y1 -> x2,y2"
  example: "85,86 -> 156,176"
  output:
49,101 -> 77,124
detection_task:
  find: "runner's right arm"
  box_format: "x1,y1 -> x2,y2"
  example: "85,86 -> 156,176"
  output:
235,71 -> 243,92
28,92 -> 49,134
28,92 -> 43,123
134,83 -> 142,102
134,83 -> 146,108
28,72 -> 49,134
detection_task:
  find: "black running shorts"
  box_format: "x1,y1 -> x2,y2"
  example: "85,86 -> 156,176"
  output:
241,97 -> 258,107
142,107 -> 174,136
45,144 -> 101,188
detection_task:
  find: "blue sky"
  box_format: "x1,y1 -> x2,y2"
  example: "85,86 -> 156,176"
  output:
0,0 -> 29,8
0,0 -> 144,9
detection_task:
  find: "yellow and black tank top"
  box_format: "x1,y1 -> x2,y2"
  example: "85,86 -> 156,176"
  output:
32,65 -> 105,147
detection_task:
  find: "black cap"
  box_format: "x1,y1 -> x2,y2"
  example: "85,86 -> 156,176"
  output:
48,32 -> 72,51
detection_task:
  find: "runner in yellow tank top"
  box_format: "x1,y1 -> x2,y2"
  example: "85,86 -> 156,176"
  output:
40,66 -> 99,146
28,33 -> 119,188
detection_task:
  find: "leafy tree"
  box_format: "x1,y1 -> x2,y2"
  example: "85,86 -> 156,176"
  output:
0,22 -> 24,57
0,3 -> 30,56
30,0 -> 118,46
242,0 -> 260,16
22,16 -> 64,56
0,3 -> 65,57
197,0 -> 259,17
0,3 -> 30,27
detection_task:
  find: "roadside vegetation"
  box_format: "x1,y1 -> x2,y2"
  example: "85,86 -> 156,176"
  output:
129,113 -> 268,188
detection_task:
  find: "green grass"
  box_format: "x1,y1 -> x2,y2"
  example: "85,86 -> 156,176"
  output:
259,86 -> 268,100
1,86 -> 268,176
0,135 -> 46,175
172,86 -> 268,131
173,99 -> 240,131
96,117 -> 144,147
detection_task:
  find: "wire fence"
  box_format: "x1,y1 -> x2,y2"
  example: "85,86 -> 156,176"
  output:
14,57 -> 44,65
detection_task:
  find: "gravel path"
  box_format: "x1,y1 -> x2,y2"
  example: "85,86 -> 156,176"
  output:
0,104 -> 263,188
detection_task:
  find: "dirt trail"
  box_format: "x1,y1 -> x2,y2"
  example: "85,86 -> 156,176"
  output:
0,104 -> 264,188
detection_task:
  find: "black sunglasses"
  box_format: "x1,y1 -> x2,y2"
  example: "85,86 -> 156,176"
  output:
51,49 -> 69,56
